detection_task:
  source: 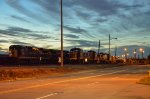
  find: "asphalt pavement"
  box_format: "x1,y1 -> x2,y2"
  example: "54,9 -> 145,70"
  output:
0,65 -> 150,99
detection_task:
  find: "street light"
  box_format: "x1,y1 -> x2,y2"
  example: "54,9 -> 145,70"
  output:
124,48 -> 127,51
124,48 -> 128,61
60,0 -> 63,67
143,51 -> 144,59
108,34 -> 117,61
139,48 -> 144,59
133,49 -> 136,59
139,48 -> 143,52
127,53 -> 129,58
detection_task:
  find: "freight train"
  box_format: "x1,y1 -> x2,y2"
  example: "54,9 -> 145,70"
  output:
7,45 -> 110,65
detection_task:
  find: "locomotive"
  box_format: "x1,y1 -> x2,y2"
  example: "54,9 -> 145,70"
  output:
85,50 -> 98,63
9,45 -> 59,64
69,48 -> 109,64
69,48 -> 85,64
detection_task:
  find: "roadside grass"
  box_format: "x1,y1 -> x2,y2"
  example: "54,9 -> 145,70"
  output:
0,64 -> 123,81
0,67 -> 79,81
137,76 -> 150,85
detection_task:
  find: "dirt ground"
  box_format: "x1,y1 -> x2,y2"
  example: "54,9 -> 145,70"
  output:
0,64 -> 118,81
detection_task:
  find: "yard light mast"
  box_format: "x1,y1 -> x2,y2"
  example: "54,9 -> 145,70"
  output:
98,40 -> 100,55
108,34 -> 117,61
60,0 -> 63,67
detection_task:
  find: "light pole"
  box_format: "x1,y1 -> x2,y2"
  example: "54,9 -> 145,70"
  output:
123,48 -> 129,63
124,48 -> 127,59
139,48 -> 144,59
98,40 -> 100,55
133,49 -> 136,59
109,34 -> 110,60
115,45 -> 117,58
97,40 -> 100,63
60,0 -> 63,67
142,50 -> 144,59
108,34 -> 117,61
127,53 -> 129,59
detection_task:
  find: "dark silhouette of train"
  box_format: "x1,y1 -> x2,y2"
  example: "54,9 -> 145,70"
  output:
6,45 -> 110,65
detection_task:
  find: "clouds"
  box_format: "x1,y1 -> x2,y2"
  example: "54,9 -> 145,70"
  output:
64,25 -> 97,39
64,26 -> 87,33
5,0 -> 58,24
0,40 -> 9,43
0,26 -> 32,37
63,0 -> 150,44
10,40 -> 34,46
65,39 -> 107,51
11,15 -> 32,23
0,26 -> 53,49
76,0 -> 120,16
72,0 -> 144,17
64,34 -> 79,39
0,0 -> 150,56
30,0 -> 59,14
0,26 -> 51,39
7,26 -> 32,33
28,33 -> 52,40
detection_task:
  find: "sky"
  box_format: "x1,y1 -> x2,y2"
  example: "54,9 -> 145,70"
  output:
0,0 -> 150,58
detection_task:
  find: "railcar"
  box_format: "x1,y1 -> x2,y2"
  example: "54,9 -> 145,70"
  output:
69,48 -> 85,64
98,53 -> 109,64
85,50 -> 97,64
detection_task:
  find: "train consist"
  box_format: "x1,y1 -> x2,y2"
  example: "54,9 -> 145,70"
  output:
69,48 -> 109,64
7,45 -> 111,65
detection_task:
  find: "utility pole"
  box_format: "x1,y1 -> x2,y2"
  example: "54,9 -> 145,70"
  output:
60,0 -> 63,67
115,45 -> 117,58
97,40 -> 101,64
149,48 -> 150,55
108,34 -> 110,61
134,49 -> 136,59
98,40 -> 100,55
108,34 -> 117,61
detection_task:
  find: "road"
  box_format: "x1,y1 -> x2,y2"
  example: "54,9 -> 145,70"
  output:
0,65 -> 150,99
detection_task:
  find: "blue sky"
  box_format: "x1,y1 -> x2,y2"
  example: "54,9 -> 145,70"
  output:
0,0 -> 150,57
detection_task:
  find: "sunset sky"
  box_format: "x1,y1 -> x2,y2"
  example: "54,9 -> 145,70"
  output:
0,0 -> 150,57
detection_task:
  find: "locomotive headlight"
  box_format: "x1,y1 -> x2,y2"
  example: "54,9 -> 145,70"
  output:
9,51 -> 12,56
85,58 -> 88,62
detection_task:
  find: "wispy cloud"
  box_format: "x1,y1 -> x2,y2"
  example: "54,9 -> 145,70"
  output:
64,34 -> 80,39
0,0 -> 149,56
72,0 -> 144,16
7,26 -> 32,32
65,39 -> 106,49
0,40 -> 9,43
10,40 -> 33,46
11,15 -> 32,23
0,26 -> 51,38
64,25 -> 87,33
0,26 -> 32,37
5,0 -> 54,24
